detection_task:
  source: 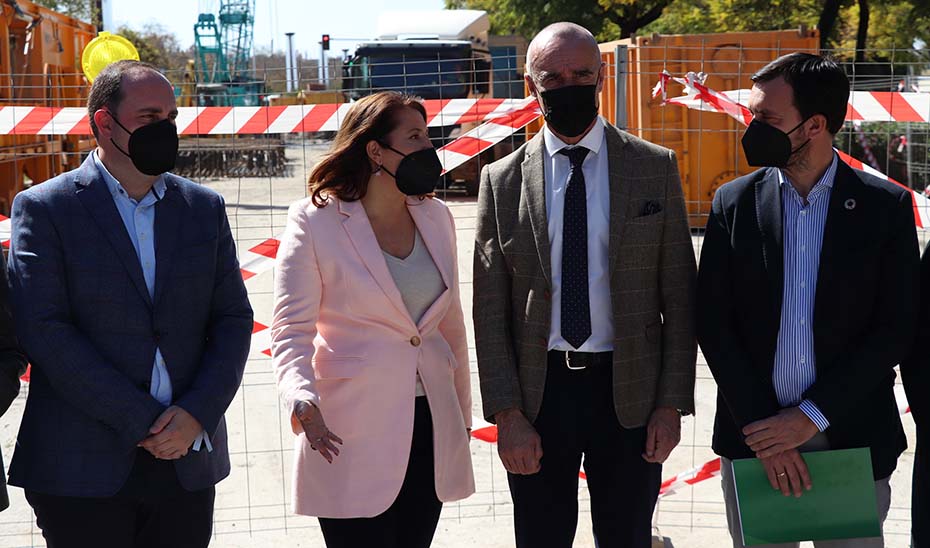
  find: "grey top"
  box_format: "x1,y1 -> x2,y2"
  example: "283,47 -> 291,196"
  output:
383,230 -> 446,397
382,230 -> 446,324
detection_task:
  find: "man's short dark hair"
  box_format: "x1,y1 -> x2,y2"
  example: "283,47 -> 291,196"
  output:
752,53 -> 849,135
87,60 -> 162,138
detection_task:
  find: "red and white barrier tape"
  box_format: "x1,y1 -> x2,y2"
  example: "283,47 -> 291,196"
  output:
659,456 -> 722,497
0,98 -> 529,136
653,70 -> 930,124
2,84 -> 924,137
656,71 -> 930,228
437,97 -> 541,174
239,238 -> 279,281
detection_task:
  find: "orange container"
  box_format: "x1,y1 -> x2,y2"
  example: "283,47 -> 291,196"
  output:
599,28 -> 820,226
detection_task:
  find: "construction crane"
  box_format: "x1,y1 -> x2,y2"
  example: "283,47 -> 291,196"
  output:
178,1 -> 285,178
193,0 -> 261,106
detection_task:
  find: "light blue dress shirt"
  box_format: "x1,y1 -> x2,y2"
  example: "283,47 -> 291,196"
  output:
93,151 -> 211,451
773,154 -> 839,433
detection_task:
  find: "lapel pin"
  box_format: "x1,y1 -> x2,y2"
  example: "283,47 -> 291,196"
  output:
844,198 -> 856,211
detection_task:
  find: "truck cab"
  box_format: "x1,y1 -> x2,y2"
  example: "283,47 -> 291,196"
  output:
342,10 -> 491,102
343,39 -> 486,101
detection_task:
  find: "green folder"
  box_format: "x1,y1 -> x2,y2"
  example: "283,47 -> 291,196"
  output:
732,448 -> 881,546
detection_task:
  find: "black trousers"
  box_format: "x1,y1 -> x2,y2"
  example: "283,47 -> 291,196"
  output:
508,351 -> 662,548
914,437 -> 930,547
25,449 -> 215,548
319,396 -> 443,548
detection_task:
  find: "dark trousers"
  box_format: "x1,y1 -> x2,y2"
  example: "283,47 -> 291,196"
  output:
508,351 -> 662,548
319,396 -> 443,548
25,449 -> 215,548
914,437 -> 930,547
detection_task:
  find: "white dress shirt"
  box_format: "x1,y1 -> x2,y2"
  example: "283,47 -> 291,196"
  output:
543,117 -> 614,352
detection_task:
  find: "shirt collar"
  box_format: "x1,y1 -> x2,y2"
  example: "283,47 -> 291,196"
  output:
543,116 -> 606,158
93,149 -> 166,203
778,152 -> 839,193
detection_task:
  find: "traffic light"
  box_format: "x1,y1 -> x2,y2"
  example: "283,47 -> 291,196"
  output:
322,34 -> 330,51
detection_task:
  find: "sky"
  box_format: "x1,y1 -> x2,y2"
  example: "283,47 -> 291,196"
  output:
107,0 -> 446,60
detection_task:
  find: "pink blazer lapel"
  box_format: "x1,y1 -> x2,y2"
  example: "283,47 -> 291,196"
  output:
338,199 -> 416,327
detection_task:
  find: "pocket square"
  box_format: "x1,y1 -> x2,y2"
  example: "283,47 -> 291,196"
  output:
640,200 -> 663,216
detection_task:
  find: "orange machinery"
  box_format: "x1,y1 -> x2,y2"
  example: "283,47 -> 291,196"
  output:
0,0 -> 96,213
602,28 -> 820,226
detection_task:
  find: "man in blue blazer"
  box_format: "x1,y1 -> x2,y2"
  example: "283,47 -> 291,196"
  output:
6,60 -> 253,547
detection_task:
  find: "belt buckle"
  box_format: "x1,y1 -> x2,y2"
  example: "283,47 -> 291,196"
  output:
565,352 -> 586,370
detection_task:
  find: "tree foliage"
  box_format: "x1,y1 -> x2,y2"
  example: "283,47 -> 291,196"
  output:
641,0 -> 930,61
114,24 -> 193,77
445,0 -> 673,41
30,0 -> 94,22
448,0 -> 930,62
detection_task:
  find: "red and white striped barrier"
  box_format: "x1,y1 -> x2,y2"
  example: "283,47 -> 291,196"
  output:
0,98 -> 530,136
437,97 -> 541,174
238,238 -> 279,281
2,85 -> 925,137
656,72 -> 930,228
659,457 -> 722,498
653,71 -> 930,124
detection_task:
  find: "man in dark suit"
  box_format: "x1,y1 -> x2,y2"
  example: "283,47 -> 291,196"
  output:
902,249 -> 930,547
0,253 -> 27,513
473,22 -> 696,548
698,53 -> 919,548
6,60 -> 253,547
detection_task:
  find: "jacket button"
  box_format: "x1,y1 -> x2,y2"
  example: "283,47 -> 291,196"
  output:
140,381 -> 151,391
410,336 -> 421,347
153,330 -> 161,342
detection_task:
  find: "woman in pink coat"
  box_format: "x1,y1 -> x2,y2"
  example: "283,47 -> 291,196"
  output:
271,91 -> 474,548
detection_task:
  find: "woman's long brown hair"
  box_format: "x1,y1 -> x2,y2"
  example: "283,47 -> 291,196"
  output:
308,92 -> 428,207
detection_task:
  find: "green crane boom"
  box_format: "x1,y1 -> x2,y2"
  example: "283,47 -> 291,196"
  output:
193,0 -> 259,106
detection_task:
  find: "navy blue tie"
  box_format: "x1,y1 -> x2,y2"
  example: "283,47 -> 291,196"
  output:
558,146 -> 591,349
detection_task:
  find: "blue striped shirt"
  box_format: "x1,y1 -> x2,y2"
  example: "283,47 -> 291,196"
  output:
773,154 -> 838,432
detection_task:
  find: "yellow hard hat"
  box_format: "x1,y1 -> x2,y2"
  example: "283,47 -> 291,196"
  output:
81,32 -> 140,83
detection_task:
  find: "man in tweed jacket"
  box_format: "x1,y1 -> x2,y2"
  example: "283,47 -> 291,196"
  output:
473,22 -> 697,548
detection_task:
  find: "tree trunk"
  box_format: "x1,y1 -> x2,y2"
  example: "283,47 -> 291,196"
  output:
609,2 -> 670,39
817,0 -> 843,52
855,0 -> 870,63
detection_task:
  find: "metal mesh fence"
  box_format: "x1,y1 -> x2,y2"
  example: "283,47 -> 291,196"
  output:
0,44 -> 927,546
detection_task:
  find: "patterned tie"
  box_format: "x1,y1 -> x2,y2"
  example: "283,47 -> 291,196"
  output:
558,146 -> 591,349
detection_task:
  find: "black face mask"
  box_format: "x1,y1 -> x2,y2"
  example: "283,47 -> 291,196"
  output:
109,115 -> 179,176
539,83 -> 599,138
741,117 -> 811,168
379,144 -> 443,196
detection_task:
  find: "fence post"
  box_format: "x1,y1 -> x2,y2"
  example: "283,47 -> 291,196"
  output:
614,44 -> 628,131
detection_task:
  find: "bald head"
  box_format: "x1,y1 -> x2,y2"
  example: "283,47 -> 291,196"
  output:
526,22 -> 600,81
